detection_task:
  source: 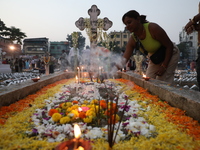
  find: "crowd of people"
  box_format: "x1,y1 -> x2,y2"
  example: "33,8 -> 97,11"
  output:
5,55 -> 57,74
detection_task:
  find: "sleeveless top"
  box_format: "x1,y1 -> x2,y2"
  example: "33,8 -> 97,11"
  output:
134,23 -> 161,54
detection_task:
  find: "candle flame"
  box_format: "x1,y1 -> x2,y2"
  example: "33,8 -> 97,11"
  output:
77,146 -> 84,150
76,75 -> 78,83
74,124 -> 81,139
143,74 -> 146,78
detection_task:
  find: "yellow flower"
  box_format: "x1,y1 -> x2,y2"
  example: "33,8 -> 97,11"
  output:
60,116 -> 71,124
71,105 -> 79,110
71,110 -> 79,117
83,116 -> 93,123
91,99 -> 98,104
81,104 -> 87,107
83,100 -> 89,104
56,108 -> 61,112
115,114 -> 120,121
67,107 -> 72,112
86,110 -> 96,117
61,102 -> 72,109
52,113 -> 62,122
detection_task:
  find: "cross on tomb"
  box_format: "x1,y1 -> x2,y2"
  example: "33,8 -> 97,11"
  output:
75,5 -> 113,47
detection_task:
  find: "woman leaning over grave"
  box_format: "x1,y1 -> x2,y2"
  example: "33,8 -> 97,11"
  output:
122,10 -> 179,83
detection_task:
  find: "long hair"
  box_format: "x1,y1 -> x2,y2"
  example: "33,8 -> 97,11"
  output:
122,10 -> 148,24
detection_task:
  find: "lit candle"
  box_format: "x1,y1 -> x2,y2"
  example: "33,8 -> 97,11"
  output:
74,124 -> 81,150
55,124 -> 91,150
81,66 -> 84,79
77,67 -> 80,83
142,74 -> 150,81
76,75 -> 78,83
99,67 -> 101,75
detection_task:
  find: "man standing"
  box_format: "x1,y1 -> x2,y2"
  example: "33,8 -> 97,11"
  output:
60,50 -> 68,71
185,3 -> 200,91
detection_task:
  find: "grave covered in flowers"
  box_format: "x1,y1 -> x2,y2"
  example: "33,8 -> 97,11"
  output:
0,78 -> 200,150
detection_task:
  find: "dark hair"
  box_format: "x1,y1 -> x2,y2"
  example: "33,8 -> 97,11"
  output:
122,10 -> 148,24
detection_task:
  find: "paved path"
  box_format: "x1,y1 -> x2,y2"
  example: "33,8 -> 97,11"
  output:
0,63 -> 11,73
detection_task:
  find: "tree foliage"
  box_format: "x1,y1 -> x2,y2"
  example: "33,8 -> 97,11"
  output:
177,42 -> 190,59
66,32 -> 85,51
0,19 -> 27,45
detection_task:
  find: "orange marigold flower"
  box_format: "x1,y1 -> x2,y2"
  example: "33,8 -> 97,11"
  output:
48,109 -> 59,117
79,112 -> 86,119
72,100 -> 78,104
100,101 -> 107,109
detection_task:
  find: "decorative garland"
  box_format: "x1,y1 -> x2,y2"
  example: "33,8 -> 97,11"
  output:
44,55 -> 50,65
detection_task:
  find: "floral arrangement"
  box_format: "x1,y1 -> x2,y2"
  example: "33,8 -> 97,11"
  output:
0,78 -> 200,150
71,32 -> 79,48
84,18 -> 104,43
30,80 -> 155,146
43,52 -> 51,65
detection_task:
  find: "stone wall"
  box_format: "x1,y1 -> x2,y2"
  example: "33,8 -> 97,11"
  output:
119,71 -> 200,122
0,72 -> 75,107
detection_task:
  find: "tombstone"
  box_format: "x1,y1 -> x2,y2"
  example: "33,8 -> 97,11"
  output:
44,53 -> 50,75
75,5 -> 113,49
131,51 -> 144,75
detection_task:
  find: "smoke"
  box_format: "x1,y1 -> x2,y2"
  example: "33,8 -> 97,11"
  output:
61,46 -> 126,78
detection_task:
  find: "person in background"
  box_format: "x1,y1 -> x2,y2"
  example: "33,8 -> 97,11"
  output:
49,54 -> 55,74
25,59 -> 30,69
60,50 -> 68,71
18,57 -> 23,72
39,61 -> 45,74
121,10 -> 179,84
190,60 -> 196,71
10,58 -> 15,73
185,13 -> 200,91
31,59 -> 35,69
14,58 -> 19,72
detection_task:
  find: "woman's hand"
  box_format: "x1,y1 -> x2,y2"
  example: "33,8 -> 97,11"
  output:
185,20 -> 195,34
155,65 -> 166,76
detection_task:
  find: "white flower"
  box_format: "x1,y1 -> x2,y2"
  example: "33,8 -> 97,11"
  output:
149,125 -> 155,131
114,130 -> 126,143
85,127 -> 103,139
140,128 -> 149,136
36,125 -> 46,134
64,124 -> 73,134
48,138 -> 55,143
55,134 -> 66,142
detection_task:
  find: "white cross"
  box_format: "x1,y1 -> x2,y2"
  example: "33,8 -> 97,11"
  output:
75,5 -> 112,37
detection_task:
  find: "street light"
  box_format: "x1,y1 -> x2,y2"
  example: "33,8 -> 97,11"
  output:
9,45 -> 15,59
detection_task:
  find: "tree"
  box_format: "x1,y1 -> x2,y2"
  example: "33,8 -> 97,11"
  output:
6,26 -> 27,45
66,32 -> 85,51
0,19 -> 27,45
177,42 -> 190,59
0,19 -> 8,36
